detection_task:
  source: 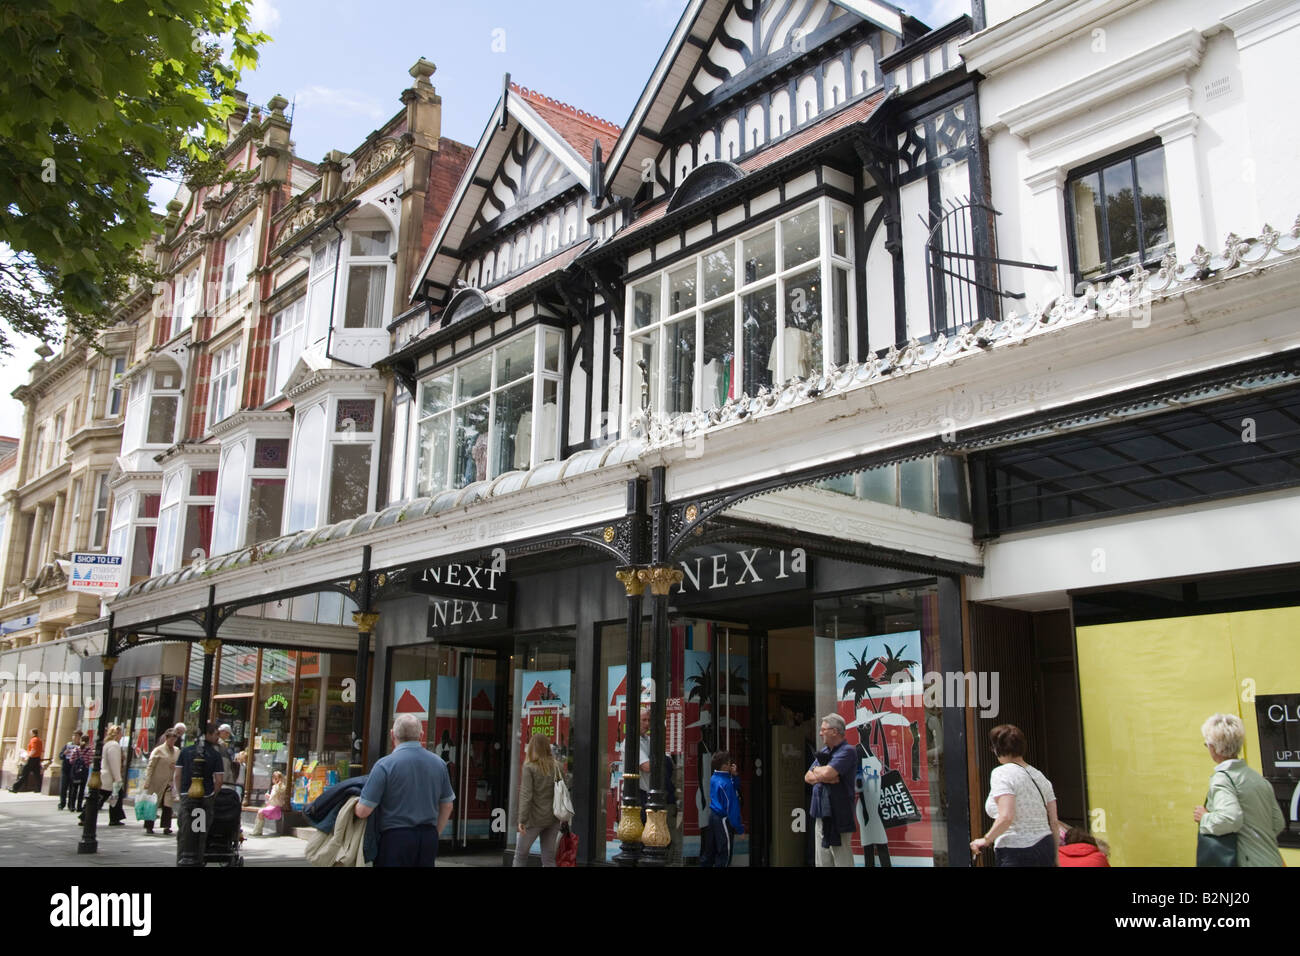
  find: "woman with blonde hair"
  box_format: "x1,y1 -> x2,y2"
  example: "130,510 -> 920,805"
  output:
100,724 -> 126,827
1194,713 -> 1285,867
513,733 -> 561,867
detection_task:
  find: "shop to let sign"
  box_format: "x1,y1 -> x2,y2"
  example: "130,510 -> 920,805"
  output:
68,553 -> 124,594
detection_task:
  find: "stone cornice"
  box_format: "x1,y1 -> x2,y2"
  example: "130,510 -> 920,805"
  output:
15,462 -> 71,502
1222,0 -> 1300,51
153,440 -> 221,469
959,0 -> 1158,76
208,408 -> 292,440
108,470 -> 163,492
283,366 -> 385,404
66,423 -> 123,453
998,29 -> 1205,138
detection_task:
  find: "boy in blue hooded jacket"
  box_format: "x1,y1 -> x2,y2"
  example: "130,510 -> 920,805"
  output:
701,750 -> 744,867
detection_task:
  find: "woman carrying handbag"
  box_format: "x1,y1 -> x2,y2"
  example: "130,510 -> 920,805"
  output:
970,724 -> 1060,867
1194,713 -> 1285,867
514,733 -> 567,867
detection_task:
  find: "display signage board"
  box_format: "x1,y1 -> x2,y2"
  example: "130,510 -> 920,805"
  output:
672,546 -> 808,605
68,553 -> 124,595
409,562 -> 505,603
426,596 -> 511,638
1255,693 -> 1300,848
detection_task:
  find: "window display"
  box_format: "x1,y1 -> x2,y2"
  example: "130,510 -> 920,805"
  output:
627,196 -> 853,417
598,620 -> 753,866
415,328 -> 563,496
813,584 -> 947,866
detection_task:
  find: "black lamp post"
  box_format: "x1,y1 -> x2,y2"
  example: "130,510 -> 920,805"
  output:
177,637 -> 218,867
640,469 -> 681,868
612,565 -> 645,866
77,651 -> 117,855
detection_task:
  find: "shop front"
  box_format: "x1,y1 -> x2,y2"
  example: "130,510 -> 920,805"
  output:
370,525 -> 973,867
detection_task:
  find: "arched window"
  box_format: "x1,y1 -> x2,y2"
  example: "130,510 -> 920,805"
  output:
286,404 -> 325,532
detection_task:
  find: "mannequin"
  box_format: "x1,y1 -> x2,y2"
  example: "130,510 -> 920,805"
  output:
856,733 -> 891,867
767,322 -> 813,380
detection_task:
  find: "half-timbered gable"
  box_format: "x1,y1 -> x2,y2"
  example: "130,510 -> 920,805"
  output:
593,0 -> 988,435
392,84 -> 624,503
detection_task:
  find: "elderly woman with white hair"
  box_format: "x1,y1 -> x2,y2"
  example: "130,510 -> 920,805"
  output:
1193,713 -> 1285,867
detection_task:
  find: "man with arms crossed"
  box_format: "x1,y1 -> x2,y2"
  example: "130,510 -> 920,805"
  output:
355,714 -> 455,867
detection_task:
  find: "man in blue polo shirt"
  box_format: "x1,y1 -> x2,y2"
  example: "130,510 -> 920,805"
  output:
805,712 -> 857,866
354,714 -> 455,867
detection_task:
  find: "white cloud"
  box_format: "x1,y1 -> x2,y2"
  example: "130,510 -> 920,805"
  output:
293,85 -> 387,123
249,0 -> 282,33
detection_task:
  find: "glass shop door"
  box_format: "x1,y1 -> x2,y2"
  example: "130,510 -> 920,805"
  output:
433,645 -> 511,854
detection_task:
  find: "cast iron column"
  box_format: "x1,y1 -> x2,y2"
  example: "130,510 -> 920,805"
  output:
640,467 -> 681,867
350,611 -> 377,777
349,545 -> 374,778
639,565 -> 682,867
177,637 -> 219,867
612,566 -> 645,866
77,651 -> 116,855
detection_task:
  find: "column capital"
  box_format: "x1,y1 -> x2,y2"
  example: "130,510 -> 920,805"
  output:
352,611 -> 381,634
200,639 -> 221,655
643,565 -> 684,597
615,566 -> 646,597
99,656 -> 117,670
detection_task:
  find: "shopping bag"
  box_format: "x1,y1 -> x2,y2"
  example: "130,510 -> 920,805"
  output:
877,769 -> 922,828
556,823 -> 578,867
134,793 -> 158,821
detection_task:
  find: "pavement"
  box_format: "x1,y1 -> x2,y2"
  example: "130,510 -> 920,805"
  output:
0,790 -> 499,866
0,789 -> 309,867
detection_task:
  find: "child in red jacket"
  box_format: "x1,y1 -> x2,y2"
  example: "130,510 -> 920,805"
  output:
1058,827 -> 1110,867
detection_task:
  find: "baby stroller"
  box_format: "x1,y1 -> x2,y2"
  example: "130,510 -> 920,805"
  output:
204,788 -> 245,867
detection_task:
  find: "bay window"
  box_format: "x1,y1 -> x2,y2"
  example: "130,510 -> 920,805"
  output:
108,356 -> 126,416
247,438 -> 288,545
267,298 -> 307,400
415,327 -> 563,498
210,440 -> 247,557
175,269 -> 200,336
285,404 -> 325,533
285,397 -> 379,533
343,226 -> 392,329
152,467 -> 215,574
147,362 -> 181,445
152,474 -> 182,574
89,473 -> 110,550
627,197 -> 853,418
389,393 -> 411,504
305,239 -> 339,346
222,224 -> 255,300
207,342 -> 240,430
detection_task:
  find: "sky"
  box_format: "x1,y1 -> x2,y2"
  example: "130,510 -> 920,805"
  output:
0,0 -> 971,438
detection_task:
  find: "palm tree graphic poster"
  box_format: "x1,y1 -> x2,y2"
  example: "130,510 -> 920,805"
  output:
834,631 -> 933,866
